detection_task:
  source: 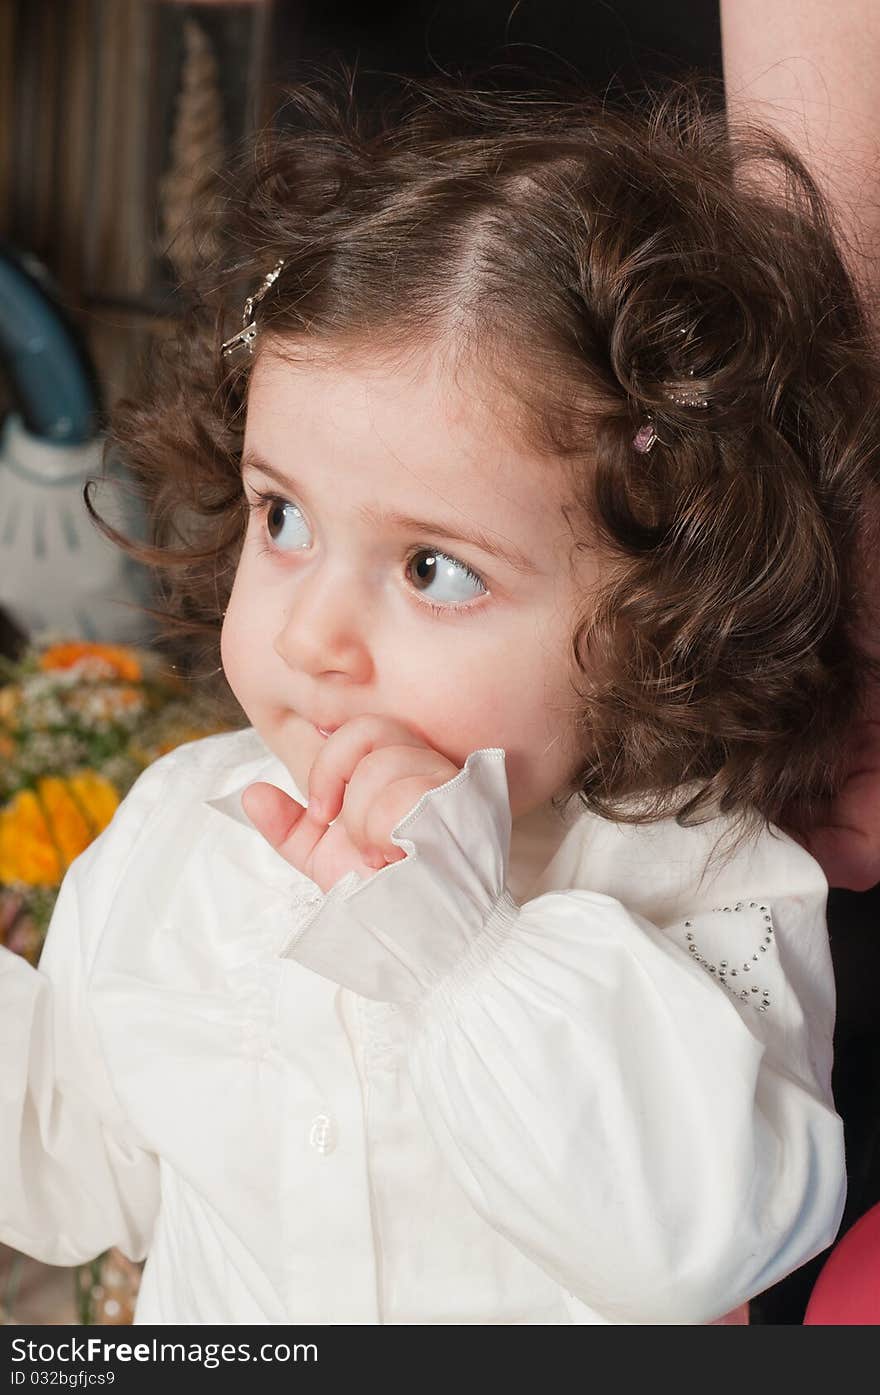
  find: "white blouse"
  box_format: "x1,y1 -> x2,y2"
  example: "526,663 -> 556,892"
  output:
0,727 -> 845,1324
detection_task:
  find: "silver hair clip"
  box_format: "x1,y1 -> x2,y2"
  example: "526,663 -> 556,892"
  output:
666,380 -> 711,409
667,329 -> 711,407
632,329 -> 710,451
667,333 -> 710,408
221,258 -> 285,358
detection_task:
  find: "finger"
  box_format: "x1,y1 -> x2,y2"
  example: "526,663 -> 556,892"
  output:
241,782 -> 325,872
841,719 -> 880,769
339,745 -> 458,856
364,774 -> 446,863
308,715 -> 429,823
363,847 -> 401,871
801,822 -> 880,893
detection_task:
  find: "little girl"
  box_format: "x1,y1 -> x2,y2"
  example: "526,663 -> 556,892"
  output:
3,78 -> 879,1325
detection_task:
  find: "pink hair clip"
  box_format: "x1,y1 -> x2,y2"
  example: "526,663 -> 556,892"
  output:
633,420 -> 658,453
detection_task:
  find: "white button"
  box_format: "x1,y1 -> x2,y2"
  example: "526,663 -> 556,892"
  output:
308,1113 -> 337,1155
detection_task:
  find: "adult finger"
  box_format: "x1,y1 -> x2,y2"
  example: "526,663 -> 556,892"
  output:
802,823 -> 880,893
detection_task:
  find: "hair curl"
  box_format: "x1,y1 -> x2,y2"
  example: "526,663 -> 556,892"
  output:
93,72 -> 880,834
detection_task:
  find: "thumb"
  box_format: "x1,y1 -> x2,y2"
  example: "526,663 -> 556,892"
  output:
799,823 -> 879,893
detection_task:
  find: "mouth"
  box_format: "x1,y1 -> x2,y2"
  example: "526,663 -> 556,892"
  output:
298,711 -> 343,739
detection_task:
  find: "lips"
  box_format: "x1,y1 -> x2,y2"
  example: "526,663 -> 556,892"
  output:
311,720 -> 342,738
299,711 -> 343,737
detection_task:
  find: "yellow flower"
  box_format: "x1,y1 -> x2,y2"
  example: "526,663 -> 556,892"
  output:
0,772 -> 119,888
66,771 -> 120,834
39,641 -> 142,683
38,778 -> 94,869
0,790 -> 61,886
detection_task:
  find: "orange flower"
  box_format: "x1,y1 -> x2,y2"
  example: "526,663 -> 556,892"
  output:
39,642 -> 142,683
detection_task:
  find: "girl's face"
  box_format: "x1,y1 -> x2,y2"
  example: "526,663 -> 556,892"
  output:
221,344 -> 597,820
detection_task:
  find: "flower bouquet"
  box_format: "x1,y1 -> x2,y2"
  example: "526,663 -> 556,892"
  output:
0,638 -> 234,1323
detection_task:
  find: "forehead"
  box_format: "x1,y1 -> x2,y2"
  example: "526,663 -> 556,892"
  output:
244,343 -> 576,550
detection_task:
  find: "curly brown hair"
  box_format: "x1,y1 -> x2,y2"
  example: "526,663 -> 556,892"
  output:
92,73 -> 880,834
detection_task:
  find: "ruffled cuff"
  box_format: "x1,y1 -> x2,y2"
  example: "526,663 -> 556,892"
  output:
279,748 -> 516,1003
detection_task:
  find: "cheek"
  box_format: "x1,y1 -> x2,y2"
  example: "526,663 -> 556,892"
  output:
390,626 -> 577,766
444,626 -> 581,809
219,608 -> 245,707
220,574 -> 268,706
219,610 -> 237,685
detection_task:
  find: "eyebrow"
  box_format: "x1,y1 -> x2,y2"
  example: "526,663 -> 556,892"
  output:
240,450 -> 542,575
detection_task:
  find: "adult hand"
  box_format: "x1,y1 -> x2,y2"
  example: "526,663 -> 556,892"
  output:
241,715 -> 460,894
785,715 -> 880,892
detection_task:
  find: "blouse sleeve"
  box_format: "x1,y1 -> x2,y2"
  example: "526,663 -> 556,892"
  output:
281,749 -> 846,1325
0,763 -> 165,1267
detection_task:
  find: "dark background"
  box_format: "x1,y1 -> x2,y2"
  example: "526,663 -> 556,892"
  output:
277,0 -> 722,103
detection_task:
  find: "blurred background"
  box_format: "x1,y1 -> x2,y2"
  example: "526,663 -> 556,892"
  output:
0,0 -> 876,1327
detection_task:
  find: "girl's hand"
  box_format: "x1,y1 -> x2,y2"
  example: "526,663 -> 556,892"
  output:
241,715 -> 461,893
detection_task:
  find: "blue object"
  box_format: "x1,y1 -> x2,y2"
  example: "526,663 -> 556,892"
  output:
0,240 -> 102,444
0,242 -> 151,643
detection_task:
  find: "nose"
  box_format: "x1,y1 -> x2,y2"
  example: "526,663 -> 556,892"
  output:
273,562 -> 373,681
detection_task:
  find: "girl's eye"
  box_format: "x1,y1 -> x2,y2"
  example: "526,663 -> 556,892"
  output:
264,498 -> 310,552
407,549 -> 487,607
